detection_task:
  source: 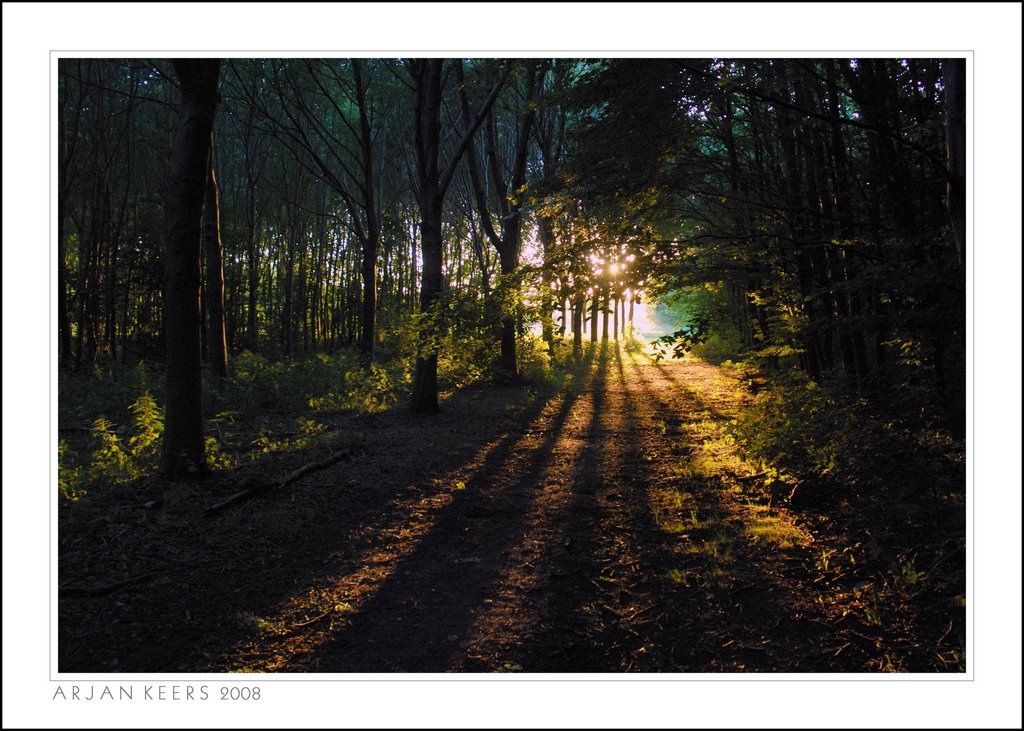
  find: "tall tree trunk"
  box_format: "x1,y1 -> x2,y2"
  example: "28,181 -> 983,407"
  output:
942,58 -> 966,267
244,131 -> 259,351
57,198 -> 72,367
459,60 -> 539,381
572,296 -> 584,352
354,59 -> 380,363
408,60 -> 446,414
283,213 -> 298,356
203,157 -> 228,382
601,286 -> 610,341
160,59 -> 221,478
538,217 -> 555,353
497,238 -> 519,379
406,58 -> 507,412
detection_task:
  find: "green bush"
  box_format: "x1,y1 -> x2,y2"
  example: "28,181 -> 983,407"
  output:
224,350 -> 406,416
728,370 -> 852,497
727,367 -> 964,505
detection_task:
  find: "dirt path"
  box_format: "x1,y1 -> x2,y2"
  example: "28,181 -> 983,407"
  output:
59,343 -> 962,673
212,345 -> 835,672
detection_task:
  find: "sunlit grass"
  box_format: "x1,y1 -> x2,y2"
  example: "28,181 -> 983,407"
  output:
744,505 -> 811,549
660,520 -> 691,535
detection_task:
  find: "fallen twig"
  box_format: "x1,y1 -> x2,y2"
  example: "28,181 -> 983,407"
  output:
60,569 -> 162,599
292,608 -> 334,628
205,449 -> 351,515
736,472 -> 769,482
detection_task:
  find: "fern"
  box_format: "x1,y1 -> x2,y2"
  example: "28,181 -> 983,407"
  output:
127,391 -> 163,464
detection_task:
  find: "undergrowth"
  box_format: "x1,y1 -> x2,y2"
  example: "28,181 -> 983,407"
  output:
58,349 -> 409,501
726,367 -> 965,510
58,330 -> 584,502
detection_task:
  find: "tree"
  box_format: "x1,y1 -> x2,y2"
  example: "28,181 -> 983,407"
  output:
161,59 -> 221,478
458,60 -> 545,379
405,59 -> 508,413
942,57 -> 966,267
203,153 -> 228,382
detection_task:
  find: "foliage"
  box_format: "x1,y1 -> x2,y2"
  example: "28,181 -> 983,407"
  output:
58,349 -> 409,501
223,350 -> 403,417
650,314 -> 710,361
727,367 -> 965,507
729,371 -> 852,497
60,392 -> 166,497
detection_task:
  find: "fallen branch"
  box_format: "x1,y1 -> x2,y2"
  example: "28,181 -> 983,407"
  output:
60,569 -> 162,599
205,449 -> 351,515
735,472 -> 769,482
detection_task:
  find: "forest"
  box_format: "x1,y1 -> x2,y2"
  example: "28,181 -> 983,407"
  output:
57,57 -> 966,674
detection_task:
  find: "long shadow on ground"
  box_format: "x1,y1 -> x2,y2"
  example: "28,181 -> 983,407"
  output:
58,351 -> 596,673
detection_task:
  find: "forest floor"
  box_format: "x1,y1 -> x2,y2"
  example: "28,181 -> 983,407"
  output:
58,342 -> 965,673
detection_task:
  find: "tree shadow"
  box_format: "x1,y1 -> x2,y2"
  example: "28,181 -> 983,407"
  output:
496,345 -> 706,671
288,345 -> 608,671
58,350 -> 597,673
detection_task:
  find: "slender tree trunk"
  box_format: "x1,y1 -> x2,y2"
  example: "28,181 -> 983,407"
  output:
354,59 -> 379,363
538,217 -> 555,353
572,296 -> 583,352
160,59 -> 220,478
244,144 -> 259,351
601,286 -> 610,341
203,158 -> 228,382
943,58 -> 966,266
283,214 -> 298,356
57,198 -> 72,367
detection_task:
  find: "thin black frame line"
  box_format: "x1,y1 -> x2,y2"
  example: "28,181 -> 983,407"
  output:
49,49 -> 975,54
49,52 -> 975,682
48,675 -> 971,683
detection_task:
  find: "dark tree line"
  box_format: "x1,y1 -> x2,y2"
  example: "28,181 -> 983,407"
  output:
566,58 -> 966,426
56,57 -> 967,475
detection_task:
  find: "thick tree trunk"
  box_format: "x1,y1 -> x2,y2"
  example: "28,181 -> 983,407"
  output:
572,296 -> 583,352
359,221 -> 379,362
203,159 -> 228,382
497,237 -> 519,379
407,58 -> 506,411
160,59 -> 220,478
409,59 -> 445,414
410,197 -> 443,413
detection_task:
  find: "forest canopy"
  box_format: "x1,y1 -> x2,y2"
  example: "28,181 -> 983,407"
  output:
57,56 -> 964,477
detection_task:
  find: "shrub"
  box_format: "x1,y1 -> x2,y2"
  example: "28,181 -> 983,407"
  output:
728,370 -> 852,500
727,366 -> 964,507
